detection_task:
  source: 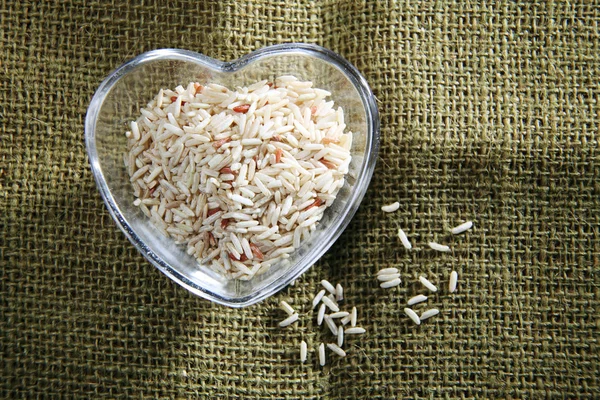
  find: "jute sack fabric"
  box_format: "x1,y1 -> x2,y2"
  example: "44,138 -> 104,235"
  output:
1,1 -> 599,398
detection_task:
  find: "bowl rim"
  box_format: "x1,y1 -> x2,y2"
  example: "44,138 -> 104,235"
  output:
85,43 -> 380,307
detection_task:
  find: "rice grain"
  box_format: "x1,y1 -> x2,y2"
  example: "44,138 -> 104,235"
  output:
312,289 -> 327,309
319,343 -> 326,366
404,308 -> 421,325
329,312 -> 350,319
420,308 -> 440,320
322,296 -> 340,312
317,303 -> 326,325
345,327 -> 366,335
380,278 -> 402,289
407,294 -> 428,306
381,202 -> 400,213
451,221 -> 473,235
377,267 -> 399,275
377,273 -> 401,282
280,301 -> 295,316
300,341 -> 307,363
398,228 -> 412,249
335,283 -> 344,302
321,279 -> 336,295
327,343 -> 347,357
449,271 -> 458,293
279,313 -> 299,327
324,316 -> 338,335
428,242 -> 451,252
419,276 -> 438,292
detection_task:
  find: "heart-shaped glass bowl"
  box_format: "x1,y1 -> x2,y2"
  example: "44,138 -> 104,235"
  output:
85,44 -> 379,307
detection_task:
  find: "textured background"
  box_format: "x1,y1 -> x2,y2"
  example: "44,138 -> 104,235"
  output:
1,0 -> 599,398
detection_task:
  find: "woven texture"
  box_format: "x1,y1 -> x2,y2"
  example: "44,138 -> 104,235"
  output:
2,1 -> 600,398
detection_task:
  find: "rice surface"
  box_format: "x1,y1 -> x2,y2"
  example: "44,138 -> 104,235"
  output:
125,77 -> 352,280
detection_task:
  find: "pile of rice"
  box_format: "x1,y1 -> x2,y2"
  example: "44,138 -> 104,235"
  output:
125,76 -> 352,280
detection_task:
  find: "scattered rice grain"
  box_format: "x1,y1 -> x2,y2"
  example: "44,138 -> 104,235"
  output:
324,316 -> 338,335
319,343 -> 326,366
419,276 -> 438,292
449,270 -> 458,293
327,343 -> 347,357
322,296 -> 340,312
420,308 -> 440,320
404,308 -> 421,325
345,327 -> 366,334
335,283 -> 344,302
279,313 -> 299,327
451,221 -> 473,235
329,312 -> 349,319
398,228 -> 412,249
381,202 -> 400,213
407,294 -> 428,306
337,326 -> 344,347
317,303 -> 326,325
280,300 -> 295,316
428,242 -> 451,252
312,289 -> 327,309
377,267 -> 399,275
380,278 -> 401,289
320,279 -> 336,295
300,341 -> 307,363
377,273 -> 401,282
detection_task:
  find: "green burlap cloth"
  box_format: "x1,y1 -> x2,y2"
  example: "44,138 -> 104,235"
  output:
2,1 -> 599,398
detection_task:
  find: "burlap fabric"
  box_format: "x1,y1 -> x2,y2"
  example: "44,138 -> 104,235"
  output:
2,1 -> 599,398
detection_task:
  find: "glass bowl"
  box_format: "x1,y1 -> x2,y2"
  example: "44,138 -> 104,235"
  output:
85,44 -> 379,307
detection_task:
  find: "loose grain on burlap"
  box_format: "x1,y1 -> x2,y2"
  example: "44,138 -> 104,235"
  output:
1,1 -> 599,398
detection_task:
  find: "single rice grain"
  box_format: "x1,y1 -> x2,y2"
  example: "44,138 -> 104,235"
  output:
451,221 -> 473,235
337,326 -> 344,347
381,202 -> 400,213
329,311 -> 349,319
419,276 -> 438,292
420,308 -> 440,320
317,303 -> 326,326
428,242 -> 451,252
351,306 -> 357,327
404,308 -> 421,325
335,283 -> 344,302
312,289 -> 326,309
398,228 -> 412,249
345,327 -> 366,334
327,343 -> 347,357
380,278 -> 401,289
377,267 -> 399,275
407,294 -> 428,306
319,343 -> 326,366
279,313 -> 299,327
377,273 -> 400,282
280,301 -> 295,316
321,279 -> 336,295
322,296 -> 340,312
449,270 -> 458,293
324,316 -> 338,335
300,341 -> 307,363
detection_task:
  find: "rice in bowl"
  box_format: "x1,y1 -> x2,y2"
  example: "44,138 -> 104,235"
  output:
124,76 -> 352,280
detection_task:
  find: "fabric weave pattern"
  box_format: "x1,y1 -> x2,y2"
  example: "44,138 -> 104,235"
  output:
1,1 -> 599,398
